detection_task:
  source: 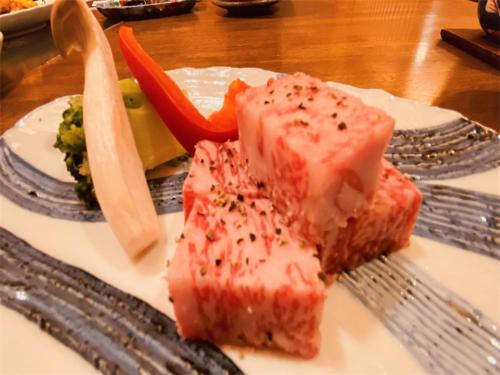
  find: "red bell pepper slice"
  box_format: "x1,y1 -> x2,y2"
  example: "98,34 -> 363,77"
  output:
118,26 -> 239,154
208,78 -> 250,133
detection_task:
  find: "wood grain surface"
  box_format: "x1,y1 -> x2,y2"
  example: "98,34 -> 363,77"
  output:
1,0 -> 498,134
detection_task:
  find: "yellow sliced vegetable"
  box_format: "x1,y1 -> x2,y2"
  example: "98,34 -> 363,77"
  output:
120,78 -> 186,171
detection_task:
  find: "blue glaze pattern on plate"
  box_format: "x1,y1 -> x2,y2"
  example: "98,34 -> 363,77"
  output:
0,138 -> 185,221
415,182 -> 500,260
340,254 -> 500,374
0,227 -> 244,375
385,118 -> 500,180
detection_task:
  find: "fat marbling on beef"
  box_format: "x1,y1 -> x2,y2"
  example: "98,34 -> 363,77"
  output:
236,73 -> 395,246
168,195 -> 325,358
320,159 -> 422,273
183,140 -> 421,273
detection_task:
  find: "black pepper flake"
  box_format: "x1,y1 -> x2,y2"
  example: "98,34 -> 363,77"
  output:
245,257 -> 249,265
264,100 -> 270,105
286,92 -> 292,97
168,296 -> 174,303
275,228 -> 282,235
331,113 -> 337,119
200,158 -> 205,164
266,331 -> 273,341
237,238 -> 244,245
210,160 -> 215,165
256,181 -> 265,189
215,259 -> 222,267
250,201 -> 256,208
337,122 -> 347,130
220,218 -> 226,225
210,184 -> 215,191
260,210 -> 267,216
298,119 -> 309,126
200,267 -> 207,276
249,233 -> 256,242
28,191 -> 38,197
298,103 -> 306,110
317,272 -> 327,283
228,201 -> 237,212
237,193 -> 244,202
206,231 -> 216,242
293,84 -> 303,90
227,149 -> 233,157
209,166 -> 216,172
180,233 -> 185,239
259,259 -> 266,263
269,90 -> 274,94
308,97 -> 313,101
313,253 -> 320,259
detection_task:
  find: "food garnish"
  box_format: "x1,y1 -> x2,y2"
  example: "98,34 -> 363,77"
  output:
54,96 -> 96,205
54,79 -> 187,207
118,26 -> 243,154
51,0 -> 160,257
208,78 -> 250,132
119,78 -> 186,170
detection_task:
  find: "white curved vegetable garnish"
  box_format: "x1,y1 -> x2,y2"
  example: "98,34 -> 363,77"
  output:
51,0 -> 160,257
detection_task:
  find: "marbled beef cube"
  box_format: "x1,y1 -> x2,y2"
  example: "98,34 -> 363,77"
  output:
236,73 -> 394,243
168,197 -> 325,358
320,160 -> 422,274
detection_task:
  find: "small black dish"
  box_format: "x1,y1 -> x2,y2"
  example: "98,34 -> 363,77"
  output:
212,0 -> 279,15
95,0 -> 197,21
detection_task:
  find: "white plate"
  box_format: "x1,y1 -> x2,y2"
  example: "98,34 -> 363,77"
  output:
0,0 -> 53,35
0,67 -> 499,374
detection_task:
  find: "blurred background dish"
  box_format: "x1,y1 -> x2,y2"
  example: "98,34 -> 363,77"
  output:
478,0 -> 500,40
0,0 -> 53,36
212,0 -> 279,13
94,0 -> 197,20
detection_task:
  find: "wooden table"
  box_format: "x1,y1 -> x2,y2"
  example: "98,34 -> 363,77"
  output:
0,0 -> 498,134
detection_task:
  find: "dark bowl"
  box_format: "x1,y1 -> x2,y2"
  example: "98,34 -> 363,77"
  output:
212,0 -> 279,13
477,0 -> 500,37
95,0 -> 196,20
